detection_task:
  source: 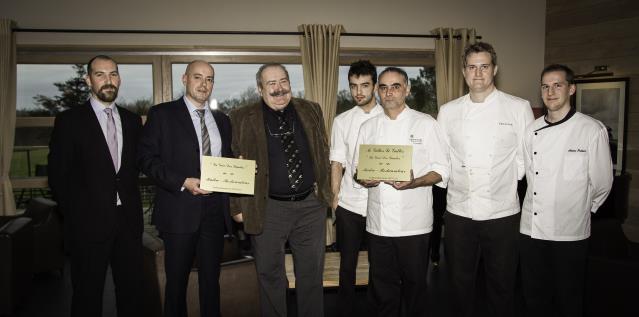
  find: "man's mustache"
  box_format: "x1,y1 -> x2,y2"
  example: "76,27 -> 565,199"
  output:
269,89 -> 290,97
100,84 -> 118,92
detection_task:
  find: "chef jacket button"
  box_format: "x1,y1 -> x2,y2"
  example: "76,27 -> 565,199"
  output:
534,152 -> 537,155
534,192 -> 537,195
534,212 -> 538,216
535,171 -> 539,175
534,132 -> 538,135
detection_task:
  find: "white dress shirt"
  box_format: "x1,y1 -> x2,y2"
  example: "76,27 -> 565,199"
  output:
437,89 -> 534,220
90,97 -> 123,205
520,110 -> 613,241
330,104 -> 383,216
183,96 -> 222,162
354,106 -> 450,237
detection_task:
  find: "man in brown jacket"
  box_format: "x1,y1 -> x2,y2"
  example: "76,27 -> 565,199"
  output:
229,63 -> 332,317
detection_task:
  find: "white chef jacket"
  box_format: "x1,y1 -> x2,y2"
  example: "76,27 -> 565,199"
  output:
353,106 -> 450,237
330,104 -> 383,216
437,89 -> 534,220
520,110 -> 613,241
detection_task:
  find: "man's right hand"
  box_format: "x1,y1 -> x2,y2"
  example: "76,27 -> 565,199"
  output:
232,213 -> 244,223
183,178 -> 211,195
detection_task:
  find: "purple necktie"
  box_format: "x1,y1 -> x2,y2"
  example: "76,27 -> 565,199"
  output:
104,108 -> 119,171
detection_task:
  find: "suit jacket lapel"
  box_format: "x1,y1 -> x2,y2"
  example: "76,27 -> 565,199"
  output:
292,99 -> 319,158
174,98 -> 200,150
249,103 -> 268,163
83,101 -> 117,174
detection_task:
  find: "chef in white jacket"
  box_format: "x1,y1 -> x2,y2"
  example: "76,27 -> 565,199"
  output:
520,64 -> 613,317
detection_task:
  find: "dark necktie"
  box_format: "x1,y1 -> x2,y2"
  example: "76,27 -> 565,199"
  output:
276,112 -> 304,191
195,109 -> 211,156
104,108 -> 118,170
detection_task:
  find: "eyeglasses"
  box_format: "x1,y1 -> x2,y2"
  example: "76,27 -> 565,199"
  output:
267,120 -> 295,137
541,82 -> 569,93
378,84 -> 403,93
465,64 -> 492,73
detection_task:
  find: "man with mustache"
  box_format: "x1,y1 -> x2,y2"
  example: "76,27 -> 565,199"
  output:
138,60 -> 233,317
437,42 -> 534,316
49,55 -> 144,316
329,60 -> 382,316
229,63 -> 331,317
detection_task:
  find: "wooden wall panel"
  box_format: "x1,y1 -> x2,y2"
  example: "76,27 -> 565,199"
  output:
545,0 -> 639,227
546,0 -> 639,31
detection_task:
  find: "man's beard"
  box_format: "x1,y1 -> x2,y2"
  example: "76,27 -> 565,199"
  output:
95,84 -> 119,103
355,94 -> 374,107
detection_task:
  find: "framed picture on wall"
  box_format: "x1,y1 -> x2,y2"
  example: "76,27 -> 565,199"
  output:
573,78 -> 629,175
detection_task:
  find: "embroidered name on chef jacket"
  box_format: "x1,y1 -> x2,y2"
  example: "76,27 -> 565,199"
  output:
409,134 -> 423,145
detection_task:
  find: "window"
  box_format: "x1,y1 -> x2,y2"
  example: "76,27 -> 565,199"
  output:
11,48 -> 434,208
171,63 -> 304,113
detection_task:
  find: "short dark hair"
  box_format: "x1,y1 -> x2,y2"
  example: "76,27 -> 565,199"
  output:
256,63 -> 290,88
348,60 -> 377,85
463,42 -> 497,67
541,64 -> 575,85
87,55 -> 118,75
378,66 -> 409,85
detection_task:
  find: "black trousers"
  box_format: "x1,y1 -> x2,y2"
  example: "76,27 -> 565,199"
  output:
161,194 -> 226,317
430,186 -> 447,263
368,232 -> 430,317
335,206 -> 366,317
70,206 -> 143,317
251,195 -> 326,317
444,211 -> 520,317
520,234 -> 589,317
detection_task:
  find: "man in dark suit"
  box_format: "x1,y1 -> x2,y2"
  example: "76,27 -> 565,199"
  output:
138,60 -> 232,317
48,55 -> 143,317
229,63 -> 332,317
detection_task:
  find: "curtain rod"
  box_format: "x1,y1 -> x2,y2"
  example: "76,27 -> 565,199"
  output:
13,28 -> 481,39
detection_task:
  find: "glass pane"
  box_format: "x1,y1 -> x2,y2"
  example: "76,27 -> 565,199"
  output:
11,146 -> 49,178
17,64 -> 153,116
337,66 -> 437,115
171,63 -> 304,113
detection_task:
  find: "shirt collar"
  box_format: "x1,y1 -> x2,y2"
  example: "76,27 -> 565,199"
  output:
183,96 -> 209,114
355,103 -> 383,115
383,104 -> 410,121
89,96 -> 117,113
465,88 -> 500,105
262,99 -> 292,116
535,107 -> 577,132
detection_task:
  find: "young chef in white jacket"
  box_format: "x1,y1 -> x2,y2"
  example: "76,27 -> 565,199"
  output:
519,64 -> 613,317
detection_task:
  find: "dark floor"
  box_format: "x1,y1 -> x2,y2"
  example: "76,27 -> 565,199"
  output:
9,243 -> 639,317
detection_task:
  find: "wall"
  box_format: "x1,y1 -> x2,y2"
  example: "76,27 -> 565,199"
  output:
545,0 -> 639,239
2,0 -> 546,106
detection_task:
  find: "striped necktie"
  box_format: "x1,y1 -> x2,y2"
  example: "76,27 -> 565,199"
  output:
104,108 -> 118,170
195,109 -> 211,156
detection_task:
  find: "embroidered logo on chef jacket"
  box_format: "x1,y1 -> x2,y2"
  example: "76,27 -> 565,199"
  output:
498,122 -> 513,126
409,134 -> 423,145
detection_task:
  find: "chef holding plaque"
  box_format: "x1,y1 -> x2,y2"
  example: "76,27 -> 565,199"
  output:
353,67 -> 450,317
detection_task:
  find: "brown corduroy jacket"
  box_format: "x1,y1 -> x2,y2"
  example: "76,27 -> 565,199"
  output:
229,98 -> 332,234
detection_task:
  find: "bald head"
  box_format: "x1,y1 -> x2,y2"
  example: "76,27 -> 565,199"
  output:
182,60 -> 215,108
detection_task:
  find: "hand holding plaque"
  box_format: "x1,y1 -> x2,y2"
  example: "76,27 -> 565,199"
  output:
357,145 -> 413,182
200,156 -> 256,195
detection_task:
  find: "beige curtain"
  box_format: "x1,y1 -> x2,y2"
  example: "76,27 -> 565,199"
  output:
299,24 -> 342,134
430,28 -> 477,107
0,19 -> 17,215
298,24 -> 342,245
